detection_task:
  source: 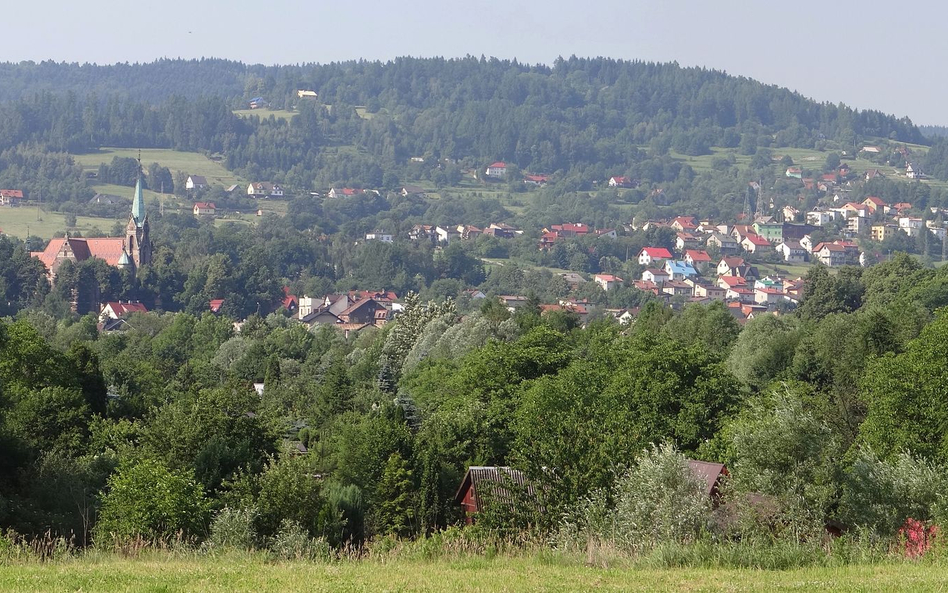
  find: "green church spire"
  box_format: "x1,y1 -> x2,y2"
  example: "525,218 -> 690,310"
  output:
132,158 -> 145,227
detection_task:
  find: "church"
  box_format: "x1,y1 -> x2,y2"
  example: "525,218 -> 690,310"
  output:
32,173 -> 152,281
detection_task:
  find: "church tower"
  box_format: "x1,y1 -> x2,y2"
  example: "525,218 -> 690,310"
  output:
125,163 -> 152,269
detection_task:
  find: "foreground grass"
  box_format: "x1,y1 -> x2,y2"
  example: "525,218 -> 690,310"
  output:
0,554 -> 944,592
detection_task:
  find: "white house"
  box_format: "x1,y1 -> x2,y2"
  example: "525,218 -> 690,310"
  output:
365,231 -> 393,243
248,182 -> 285,198
193,202 -> 216,217
641,268 -> 670,285
776,241 -> 806,263
436,226 -> 460,244
186,175 -> 208,190
485,162 -> 507,178
806,210 -> 835,227
594,274 -> 624,291
637,247 -> 673,266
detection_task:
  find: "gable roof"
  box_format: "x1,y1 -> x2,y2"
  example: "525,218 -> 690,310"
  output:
639,247 -> 673,259
687,460 -> 728,497
685,249 -> 712,262
32,237 -> 128,270
188,175 -> 208,185
453,466 -> 536,511
0,189 -> 24,199
193,202 -> 216,209
488,161 -> 507,169
744,234 -> 771,247
102,301 -> 148,317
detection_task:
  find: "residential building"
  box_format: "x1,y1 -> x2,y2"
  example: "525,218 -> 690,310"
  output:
186,175 -> 208,190
608,176 -> 633,188
594,274 -> 624,291
871,224 -> 897,242
806,210 -> 835,227
365,231 -> 393,243
684,249 -> 713,270
436,226 -> 461,244
814,243 -> 847,267
776,240 -> 807,263
675,232 -> 701,252
664,260 -> 698,280
637,247 -> 673,266
753,221 -> 783,242
741,234 -> 772,254
0,189 -> 24,206
641,268 -> 670,285
99,301 -> 148,321
706,232 -> 739,254
248,182 -> 285,198
193,202 -> 216,217
485,162 -> 507,178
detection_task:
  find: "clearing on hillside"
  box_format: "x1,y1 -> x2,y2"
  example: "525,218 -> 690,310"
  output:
71,148 -> 243,188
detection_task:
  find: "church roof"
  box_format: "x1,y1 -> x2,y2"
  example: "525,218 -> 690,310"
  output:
32,237 -> 128,270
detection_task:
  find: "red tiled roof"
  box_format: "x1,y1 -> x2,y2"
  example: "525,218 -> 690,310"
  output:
685,249 -> 712,262
488,162 -> 507,169
32,237 -> 128,269
103,301 -> 148,316
640,247 -> 673,259
0,189 -> 24,198
209,299 -> 225,312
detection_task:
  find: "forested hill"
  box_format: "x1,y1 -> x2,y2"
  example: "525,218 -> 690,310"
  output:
0,56 -> 934,196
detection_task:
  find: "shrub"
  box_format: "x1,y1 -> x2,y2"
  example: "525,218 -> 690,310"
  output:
556,443 -> 712,554
269,520 -> 331,561
207,507 -> 258,551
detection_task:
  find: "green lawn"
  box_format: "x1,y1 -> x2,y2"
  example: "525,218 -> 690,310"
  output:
72,148 -> 243,188
0,555 -> 944,592
0,206 -> 121,240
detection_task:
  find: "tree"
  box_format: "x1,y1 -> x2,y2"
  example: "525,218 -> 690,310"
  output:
95,459 -> 209,543
727,315 -> 801,389
373,452 -> 415,537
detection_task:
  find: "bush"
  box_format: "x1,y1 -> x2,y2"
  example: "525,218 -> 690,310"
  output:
269,520 -> 331,561
207,507 -> 258,551
556,444 -> 712,554
94,459 -> 210,545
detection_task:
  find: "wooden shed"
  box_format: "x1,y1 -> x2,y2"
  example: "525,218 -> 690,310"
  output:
454,466 -> 536,524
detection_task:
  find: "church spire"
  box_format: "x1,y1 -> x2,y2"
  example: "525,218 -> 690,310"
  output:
131,152 -> 145,227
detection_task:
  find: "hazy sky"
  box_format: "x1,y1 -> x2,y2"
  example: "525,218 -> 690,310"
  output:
9,0 -> 947,124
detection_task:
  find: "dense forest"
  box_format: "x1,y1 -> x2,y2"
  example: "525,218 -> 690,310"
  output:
3,252 -> 948,555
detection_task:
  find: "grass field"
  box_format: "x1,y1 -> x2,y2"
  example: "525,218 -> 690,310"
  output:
0,206 -> 121,240
0,554 -> 944,592
71,148 -> 243,188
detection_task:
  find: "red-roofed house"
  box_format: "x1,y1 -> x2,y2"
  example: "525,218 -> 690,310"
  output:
282,287 -> 298,313
718,275 -> 747,290
193,202 -> 216,217
862,196 -> 888,214
523,174 -> 549,186
0,189 -> 24,206
638,247 -> 673,266
741,234 -> 772,254
485,162 -> 508,178
675,233 -> 701,252
813,243 -> 847,267
684,249 -> 713,271
549,223 -> 590,237
754,288 -> 785,306
671,217 -> 698,232
608,176 -> 633,188
339,297 -> 389,327
209,299 -> 226,314
99,301 -> 148,321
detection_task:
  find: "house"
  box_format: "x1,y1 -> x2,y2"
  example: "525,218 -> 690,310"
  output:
726,287 -> 756,304
464,289 -> 487,301
595,229 -> 618,239
523,174 -> 549,186
871,223 -> 898,242
706,232 -> 739,254
688,280 -> 726,301
436,226 -> 461,244
594,274 -> 624,291
862,196 -> 888,215
898,217 -> 924,237
642,268 -> 670,285
185,175 -> 208,191
741,234 -> 772,254
248,182 -> 285,198
209,299 -> 225,314
409,224 -> 436,241
89,193 -> 123,206
776,240 -> 807,263
675,232 -> 701,252
608,176 -> 633,188
754,288 -> 785,306
718,275 -> 747,290
549,223 -> 590,237
846,216 -> 866,235
814,243 -> 847,267
559,272 -> 586,288
365,231 -> 394,243
401,185 -> 427,197
498,295 -> 529,311
662,280 -> 694,298
637,247 -> 673,266
684,249 -> 713,270
800,234 -> 815,252
785,166 -> 803,179
717,257 -> 746,277
297,90 -> 318,99
837,202 -> 869,219
281,287 -> 298,314
671,216 -> 698,232
338,297 -> 389,327
193,202 -> 216,217
485,223 -> 521,238
730,225 -> 757,243
0,189 -> 24,206
865,169 -> 884,181
906,163 -> 923,179
454,466 -> 537,525
861,145 -> 881,154
753,221 -> 783,243
99,301 -> 148,321
485,162 -> 507,178
782,206 -> 800,222
664,260 -> 698,280
806,210 -> 835,227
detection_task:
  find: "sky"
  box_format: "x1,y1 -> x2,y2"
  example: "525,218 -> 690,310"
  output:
8,0 -> 948,124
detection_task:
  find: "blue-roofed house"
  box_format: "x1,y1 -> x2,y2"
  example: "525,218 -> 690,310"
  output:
664,260 -> 698,281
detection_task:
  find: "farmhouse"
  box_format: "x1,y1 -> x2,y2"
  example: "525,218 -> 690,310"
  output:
608,176 -> 633,188
638,247 -> 673,266
99,301 -> 148,321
